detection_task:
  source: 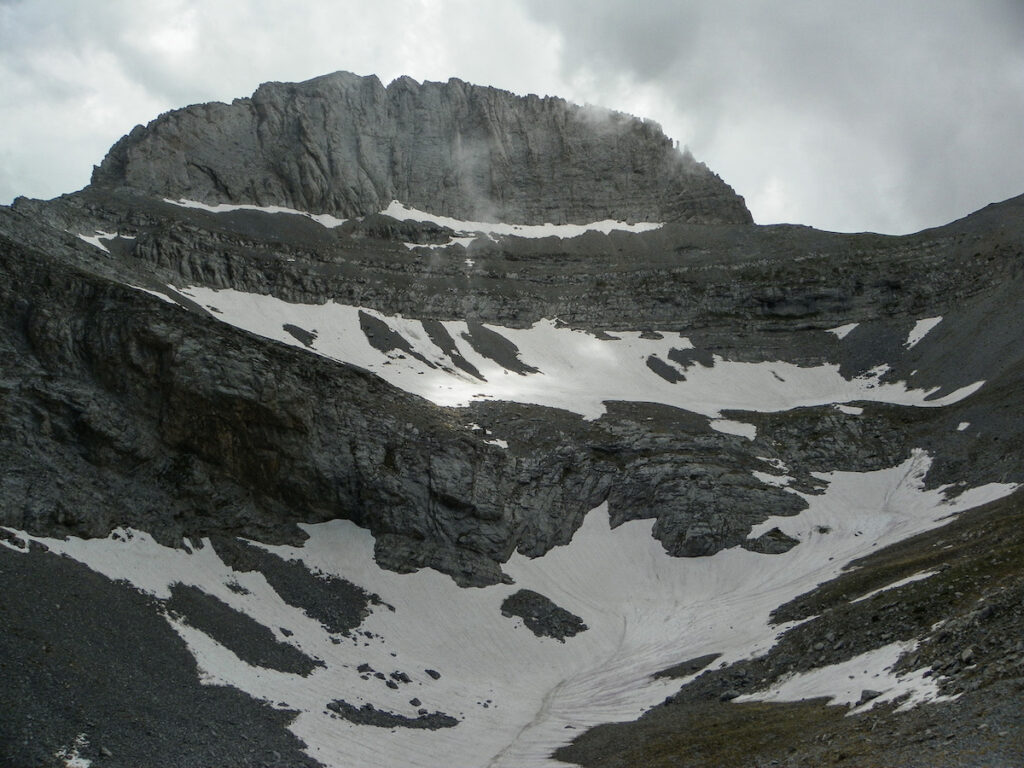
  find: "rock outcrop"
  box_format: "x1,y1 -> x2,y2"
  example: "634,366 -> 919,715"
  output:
90,71 -> 752,225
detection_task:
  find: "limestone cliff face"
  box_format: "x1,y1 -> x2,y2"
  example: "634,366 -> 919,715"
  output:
91,71 -> 752,225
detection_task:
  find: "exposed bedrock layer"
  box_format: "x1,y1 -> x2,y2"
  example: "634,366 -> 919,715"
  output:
2,70 -> 1024,585
0,233 -> 811,585
3,192 -> 1024,585
90,71 -> 752,225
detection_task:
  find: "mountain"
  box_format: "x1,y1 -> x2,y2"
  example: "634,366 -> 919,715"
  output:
1,72 -> 1023,767
90,71 -> 752,226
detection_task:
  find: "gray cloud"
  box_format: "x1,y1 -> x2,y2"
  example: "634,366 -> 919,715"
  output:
523,0 -> 1024,232
2,0 -> 1021,233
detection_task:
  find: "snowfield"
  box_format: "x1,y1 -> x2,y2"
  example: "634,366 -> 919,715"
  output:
7,452 -> 1015,767
51,200 -> 1013,766
140,285 -> 985,422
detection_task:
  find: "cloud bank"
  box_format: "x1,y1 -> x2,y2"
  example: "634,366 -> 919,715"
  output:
2,0 -> 1022,233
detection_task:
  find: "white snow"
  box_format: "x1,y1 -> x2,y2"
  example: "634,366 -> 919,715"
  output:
906,317 -> 942,349
127,285 -> 179,305
161,198 -> 661,243
484,438 -> 509,449
752,470 -> 794,489
163,198 -> 349,228
55,734 -> 92,768
710,419 -> 757,440
957,422 -> 970,431
827,323 -> 858,340
11,451 -> 1016,768
758,457 -> 790,473
735,641 -> 956,714
160,286 -> 988,421
381,201 -> 663,240
835,404 -> 863,415
77,231 -> 123,253
850,570 -> 939,603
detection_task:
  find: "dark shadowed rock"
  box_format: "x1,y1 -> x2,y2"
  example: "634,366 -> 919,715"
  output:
165,582 -> 322,675
501,588 -> 588,641
0,545 -> 320,768
326,699 -> 458,730
743,526 -> 801,555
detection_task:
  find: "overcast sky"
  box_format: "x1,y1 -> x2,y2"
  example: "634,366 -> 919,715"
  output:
2,0 -> 1022,233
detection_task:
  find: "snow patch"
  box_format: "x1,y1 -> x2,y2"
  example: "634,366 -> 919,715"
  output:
127,285 -> 179,305
957,422 -> 970,432
710,419 -> 757,440
752,470 -> 793,489
164,198 -> 349,228
827,323 -> 858,340
77,231 -> 123,253
382,200 -> 663,240
906,317 -> 942,349
835,404 -> 863,415
851,570 -> 940,603
735,641 -> 956,713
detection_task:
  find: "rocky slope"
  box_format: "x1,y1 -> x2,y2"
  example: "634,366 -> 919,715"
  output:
1,73 -> 1023,767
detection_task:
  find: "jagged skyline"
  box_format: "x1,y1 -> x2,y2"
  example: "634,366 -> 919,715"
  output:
2,0 -> 1023,234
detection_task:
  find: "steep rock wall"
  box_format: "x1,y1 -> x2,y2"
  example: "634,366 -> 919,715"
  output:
91,71 -> 752,225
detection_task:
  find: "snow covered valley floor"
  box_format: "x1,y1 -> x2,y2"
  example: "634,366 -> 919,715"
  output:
3,453 -> 1016,767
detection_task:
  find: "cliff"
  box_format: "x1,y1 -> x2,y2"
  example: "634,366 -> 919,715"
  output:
91,71 -> 752,225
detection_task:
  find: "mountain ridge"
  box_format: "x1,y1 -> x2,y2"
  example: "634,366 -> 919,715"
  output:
90,70 -> 752,226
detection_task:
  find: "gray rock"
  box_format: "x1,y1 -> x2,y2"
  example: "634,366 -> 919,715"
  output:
858,689 -> 882,705
500,589 -> 588,642
91,72 -> 752,226
326,699 -> 458,730
742,526 -> 801,555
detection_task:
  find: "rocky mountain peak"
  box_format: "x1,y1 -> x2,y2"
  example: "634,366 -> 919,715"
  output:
90,70 -> 752,225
